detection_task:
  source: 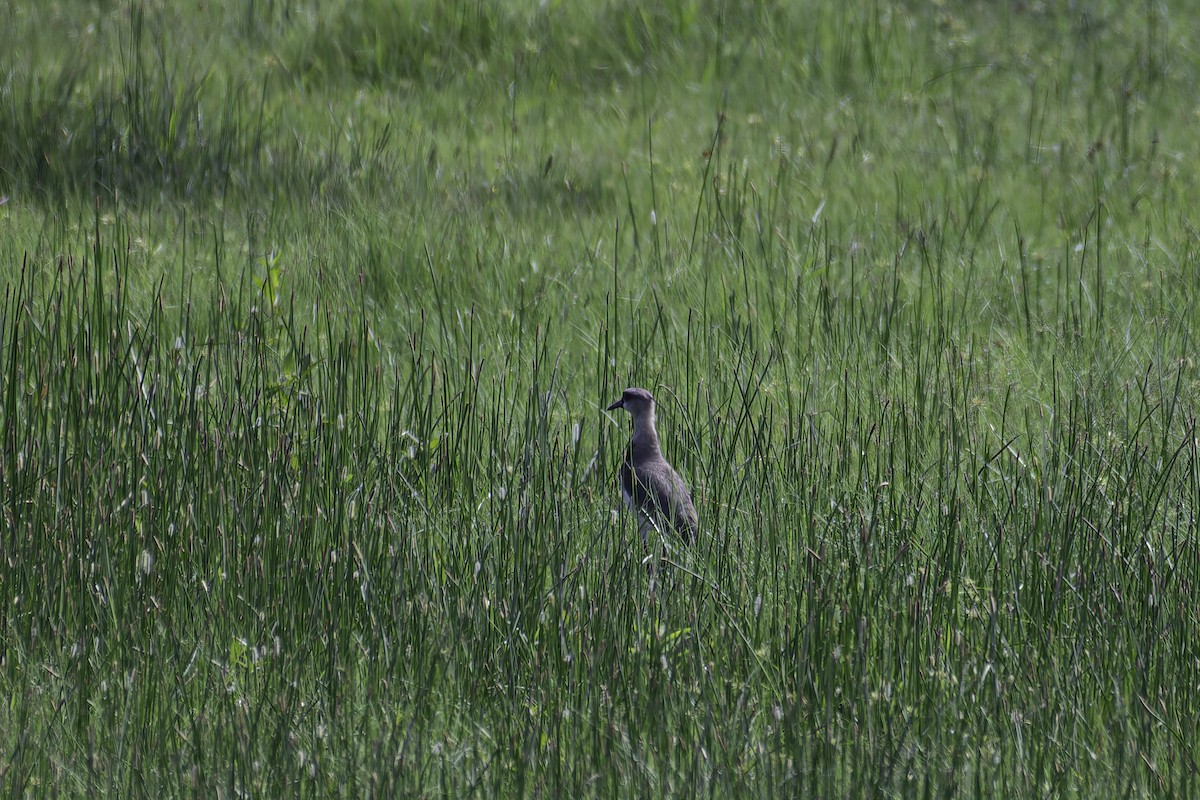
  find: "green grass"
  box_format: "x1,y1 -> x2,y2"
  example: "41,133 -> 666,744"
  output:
2,0 -> 1199,796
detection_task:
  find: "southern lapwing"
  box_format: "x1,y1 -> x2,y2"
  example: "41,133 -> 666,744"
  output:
606,387 -> 698,544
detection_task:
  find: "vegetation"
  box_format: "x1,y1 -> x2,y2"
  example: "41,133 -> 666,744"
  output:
2,0 -> 1197,796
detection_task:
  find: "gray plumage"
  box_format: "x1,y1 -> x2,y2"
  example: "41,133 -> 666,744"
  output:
606,387 -> 698,543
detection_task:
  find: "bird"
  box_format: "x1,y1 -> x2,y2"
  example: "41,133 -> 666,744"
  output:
606,387 -> 698,544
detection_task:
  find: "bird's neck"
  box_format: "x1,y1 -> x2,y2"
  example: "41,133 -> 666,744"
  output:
631,411 -> 661,456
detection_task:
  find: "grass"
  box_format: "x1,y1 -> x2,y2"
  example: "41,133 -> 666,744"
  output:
2,0 -> 1199,796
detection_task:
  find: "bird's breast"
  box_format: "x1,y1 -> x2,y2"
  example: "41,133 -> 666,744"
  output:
621,484 -> 636,514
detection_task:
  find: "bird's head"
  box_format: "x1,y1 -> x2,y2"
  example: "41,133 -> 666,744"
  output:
606,387 -> 655,417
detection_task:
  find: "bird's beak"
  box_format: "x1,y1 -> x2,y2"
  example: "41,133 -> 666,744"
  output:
606,398 -> 624,411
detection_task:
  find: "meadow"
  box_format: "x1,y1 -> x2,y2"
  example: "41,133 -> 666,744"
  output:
2,0 -> 1198,796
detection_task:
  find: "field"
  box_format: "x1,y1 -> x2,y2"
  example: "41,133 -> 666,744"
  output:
2,1 -> 1199,796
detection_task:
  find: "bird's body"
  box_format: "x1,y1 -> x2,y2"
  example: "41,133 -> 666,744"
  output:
607,388 -> 698,543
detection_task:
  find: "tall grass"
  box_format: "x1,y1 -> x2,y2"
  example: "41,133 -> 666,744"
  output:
2,0 -> 1198,797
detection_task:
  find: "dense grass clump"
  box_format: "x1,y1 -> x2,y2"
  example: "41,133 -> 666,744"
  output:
2,0 -> 1199,797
